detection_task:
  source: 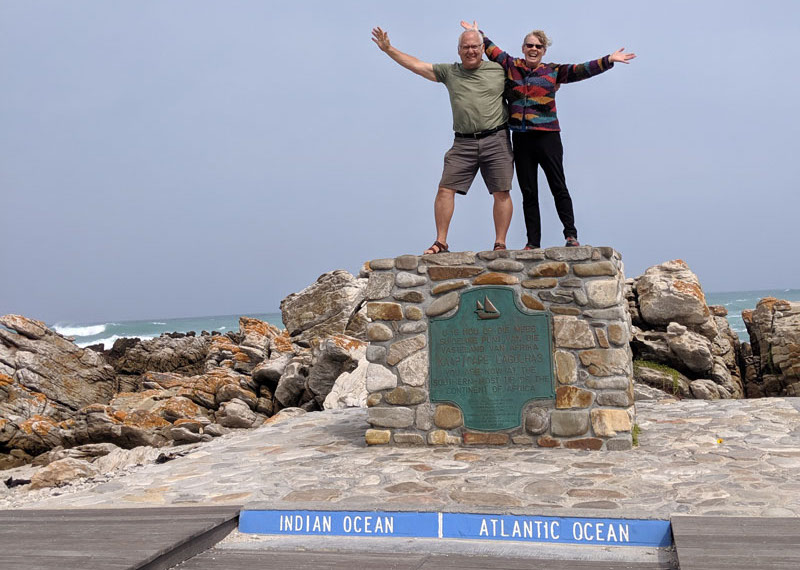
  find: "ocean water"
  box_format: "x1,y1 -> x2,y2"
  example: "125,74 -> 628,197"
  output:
47,288 -> 800,349
53,313 -> 284,349
704,289 -> 800,341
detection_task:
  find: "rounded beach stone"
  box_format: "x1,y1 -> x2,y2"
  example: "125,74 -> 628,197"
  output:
550,410 -> 590,437
366,393 -> 382,407
434,404 -> 463,429
474,272 -> 519,285
385,386 -> 427,405
521,294 -> 545,311
396,272 -> 427,288
367,322 -> 393,342
369,258 -> 395,270
537,436 -> 561,447
525,407 -> 549,435
405,306 -> 423,321
590,408 -> 632,437
367,302 -> 403,321
395,255 -> 419,270
431,280 -> 469,295
573,261 -> 616,277
426,291 -> 459,317
393,432 -> 425,445
529,262 -> 568,277
597,390 -> 634,407
399,321 -> 427,334
556,386 -> 595,409
367,406 -> 414,428
366,344 -> 387,362
365,429 -> 391,445
555,351 -> 577,385
366,363 -> 397,391
487,259 -> 524,272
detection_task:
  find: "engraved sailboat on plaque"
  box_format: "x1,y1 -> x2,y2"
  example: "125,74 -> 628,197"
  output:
475,296 -> 500,320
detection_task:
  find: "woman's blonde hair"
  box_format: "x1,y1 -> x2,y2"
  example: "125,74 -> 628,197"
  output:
523,30 -> 552,48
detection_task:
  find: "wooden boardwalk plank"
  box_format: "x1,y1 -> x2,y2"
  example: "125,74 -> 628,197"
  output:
0,506 -> 240,570
672,516 -> 800,570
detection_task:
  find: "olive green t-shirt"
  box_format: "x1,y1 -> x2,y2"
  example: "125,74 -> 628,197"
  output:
433,60 -> 507,134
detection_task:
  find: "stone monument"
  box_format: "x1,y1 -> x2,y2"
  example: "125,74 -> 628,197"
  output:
363,247 -> 635,450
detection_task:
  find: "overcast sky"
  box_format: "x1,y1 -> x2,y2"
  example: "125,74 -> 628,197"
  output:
2,1 -> 799,323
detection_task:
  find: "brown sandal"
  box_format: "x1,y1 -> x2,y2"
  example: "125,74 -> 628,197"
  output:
493,242 -> 507,251
423,241 -> 449,255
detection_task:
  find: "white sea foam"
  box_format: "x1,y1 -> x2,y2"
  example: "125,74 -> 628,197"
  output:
152,322 -> 167,325
54,324 -> 107,337
77,334 -> 154,350
217,326 -> 226,331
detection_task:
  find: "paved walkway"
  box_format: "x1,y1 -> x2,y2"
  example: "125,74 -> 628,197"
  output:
11,397 -> 800,519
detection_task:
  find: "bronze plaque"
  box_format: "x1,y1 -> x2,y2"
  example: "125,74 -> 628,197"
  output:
429,286 -> 554,431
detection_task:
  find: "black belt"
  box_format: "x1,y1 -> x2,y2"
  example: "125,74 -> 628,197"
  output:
454,124 -> 507,139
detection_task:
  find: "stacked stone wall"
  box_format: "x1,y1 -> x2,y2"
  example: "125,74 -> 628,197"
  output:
363,246 -> 635,450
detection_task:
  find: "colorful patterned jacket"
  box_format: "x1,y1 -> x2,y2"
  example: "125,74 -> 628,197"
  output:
483,34 -> 613,132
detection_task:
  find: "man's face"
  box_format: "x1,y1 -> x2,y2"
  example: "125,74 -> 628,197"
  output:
458,31 -> 483,69
522,34 -> 546,68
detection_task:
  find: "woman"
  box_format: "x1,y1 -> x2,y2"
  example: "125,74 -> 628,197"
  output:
462,22 -> 635,249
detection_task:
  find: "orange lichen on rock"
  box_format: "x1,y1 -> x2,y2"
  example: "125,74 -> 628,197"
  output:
18,415 -> 58,436
272,331 -> 294,353
0,373 -> 13,386
239,317 -> 281,338
330,334 -> 366,352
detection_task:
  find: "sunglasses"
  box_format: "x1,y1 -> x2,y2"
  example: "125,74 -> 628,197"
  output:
525,43 -> 545,49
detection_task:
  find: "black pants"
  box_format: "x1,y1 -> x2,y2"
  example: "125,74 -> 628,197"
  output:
512,130 -> 577,247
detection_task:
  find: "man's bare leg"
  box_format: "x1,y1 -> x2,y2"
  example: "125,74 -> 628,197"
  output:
492,190 -> 513,247
424,186 -> 457,254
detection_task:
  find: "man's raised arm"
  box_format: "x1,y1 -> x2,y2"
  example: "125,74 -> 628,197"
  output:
372,27 -> 437,82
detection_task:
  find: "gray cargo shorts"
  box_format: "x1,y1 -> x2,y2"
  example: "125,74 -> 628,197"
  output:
438,128 -> 514,194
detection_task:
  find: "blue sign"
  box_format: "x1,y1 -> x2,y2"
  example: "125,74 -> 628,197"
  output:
239,510 -> 672,548
239,510 -> 439,538
441,513 -> 672,547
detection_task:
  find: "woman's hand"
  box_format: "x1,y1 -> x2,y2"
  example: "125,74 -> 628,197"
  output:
610,48 -> 636,64
460,20 -> 479,31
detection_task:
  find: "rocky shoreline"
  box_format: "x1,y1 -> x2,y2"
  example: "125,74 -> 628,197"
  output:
1,254 -> 799,496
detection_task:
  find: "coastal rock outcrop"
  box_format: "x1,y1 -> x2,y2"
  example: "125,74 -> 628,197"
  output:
626,261 -> 743,399
0,315 -> 117,459
280,270 -> 368,341
742,298 -> 800,397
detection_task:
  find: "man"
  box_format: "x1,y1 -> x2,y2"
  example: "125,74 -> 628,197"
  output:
372,27 -> 514,254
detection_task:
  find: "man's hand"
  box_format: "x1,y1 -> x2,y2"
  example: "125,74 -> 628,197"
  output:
609,48 -> 636,64
371,27 -> 392,52
371,26 -> 436,82
460,20 -> 479,32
